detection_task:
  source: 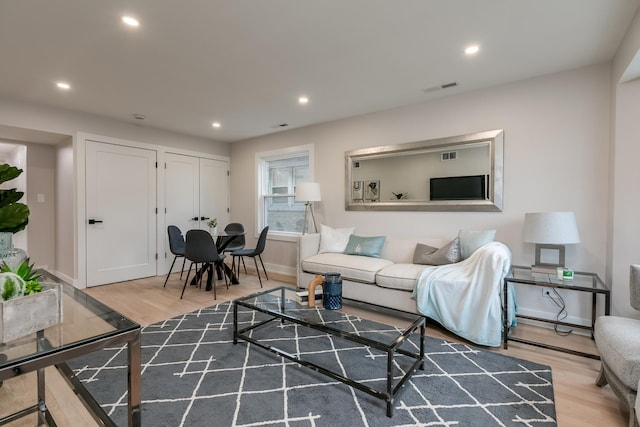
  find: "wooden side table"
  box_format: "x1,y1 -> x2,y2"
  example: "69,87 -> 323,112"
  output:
503,265 -> 610,359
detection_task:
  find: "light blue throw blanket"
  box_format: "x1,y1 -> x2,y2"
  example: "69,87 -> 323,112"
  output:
412,241 -> 516,347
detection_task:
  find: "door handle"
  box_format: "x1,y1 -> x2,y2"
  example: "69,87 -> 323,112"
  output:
191,217 -> 199,221
88,219 -> 103,224
200,216 -> 210,220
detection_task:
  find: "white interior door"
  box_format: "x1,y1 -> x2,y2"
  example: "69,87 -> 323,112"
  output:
86,141 -> 157,286
163,154 -> 229,274
164,153 -> 199,272
199,158 -> 230,230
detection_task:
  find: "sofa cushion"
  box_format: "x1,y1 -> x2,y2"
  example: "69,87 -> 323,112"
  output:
459,229 -> 496,259
376,263 -> 429,291
302,253 -> 393,283
344,235 -> 386,258
318,224 -> 355,253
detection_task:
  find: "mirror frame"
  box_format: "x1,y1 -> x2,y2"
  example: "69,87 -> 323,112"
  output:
345,129 -> 504,212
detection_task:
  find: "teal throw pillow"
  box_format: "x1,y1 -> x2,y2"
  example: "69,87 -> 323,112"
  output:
458,229 -> 496,259
344,235 -> 386,258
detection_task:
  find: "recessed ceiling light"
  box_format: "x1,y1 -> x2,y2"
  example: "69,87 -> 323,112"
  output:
465,45 -> 479,55
298,96 -> 309,104
122,16 -> 140,27
56,82 -> 71,90
212,122 -> 221,128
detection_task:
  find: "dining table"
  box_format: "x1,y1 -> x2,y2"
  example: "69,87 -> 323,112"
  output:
190,229 -> 245,291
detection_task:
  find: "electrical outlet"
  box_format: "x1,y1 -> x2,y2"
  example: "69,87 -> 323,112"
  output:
541,287 -> 553,298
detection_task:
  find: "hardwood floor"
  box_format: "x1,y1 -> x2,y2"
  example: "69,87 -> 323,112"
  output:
0,270 -> 628,426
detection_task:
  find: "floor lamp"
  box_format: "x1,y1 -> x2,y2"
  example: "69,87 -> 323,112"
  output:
295,182 -> 321,234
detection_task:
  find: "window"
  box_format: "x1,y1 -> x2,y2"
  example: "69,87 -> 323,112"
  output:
257,145 -> 314,239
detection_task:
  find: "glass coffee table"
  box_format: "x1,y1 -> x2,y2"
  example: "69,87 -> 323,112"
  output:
0,270 -> 141,426
233,286 -> 425,417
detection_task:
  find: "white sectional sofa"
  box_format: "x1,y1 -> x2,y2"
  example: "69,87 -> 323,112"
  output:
296,232 -> 514,347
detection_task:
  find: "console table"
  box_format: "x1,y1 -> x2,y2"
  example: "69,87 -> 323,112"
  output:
0,271 -> 141,426
503,265 -> 610,359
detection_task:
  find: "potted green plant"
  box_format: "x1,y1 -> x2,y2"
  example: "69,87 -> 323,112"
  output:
0,164 -> 30,255
0,259 -> 62,343
207,218 -> 218,236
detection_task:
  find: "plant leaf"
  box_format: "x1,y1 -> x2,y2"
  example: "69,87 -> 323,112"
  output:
0,164 -> 23,185
0,203 -> 29,234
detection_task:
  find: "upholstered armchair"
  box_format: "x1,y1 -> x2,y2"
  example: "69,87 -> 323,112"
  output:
594,264 -> 640,427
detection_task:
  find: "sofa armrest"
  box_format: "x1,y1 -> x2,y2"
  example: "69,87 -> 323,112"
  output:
296,233 -> 321,285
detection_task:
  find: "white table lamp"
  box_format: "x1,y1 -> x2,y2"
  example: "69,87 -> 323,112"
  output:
523,211 -> 580,274
295,182 -> 321,234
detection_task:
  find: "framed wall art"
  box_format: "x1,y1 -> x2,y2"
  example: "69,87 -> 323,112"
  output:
364,180 -> 380,201
352,181 -> 363,201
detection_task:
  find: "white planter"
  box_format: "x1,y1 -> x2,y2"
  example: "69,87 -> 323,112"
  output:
0,283 -> 63,343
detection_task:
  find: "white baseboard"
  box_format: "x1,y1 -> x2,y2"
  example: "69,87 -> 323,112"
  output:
45,269 -> 83,289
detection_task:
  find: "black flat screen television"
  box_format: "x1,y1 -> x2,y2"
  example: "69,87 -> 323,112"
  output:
430,175 -> 487,201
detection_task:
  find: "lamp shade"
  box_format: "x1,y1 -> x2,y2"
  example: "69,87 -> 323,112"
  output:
295,182 -> 321,202
523,212 -> 580,244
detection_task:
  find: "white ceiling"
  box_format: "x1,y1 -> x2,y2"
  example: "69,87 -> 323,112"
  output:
0,0 -> 638,143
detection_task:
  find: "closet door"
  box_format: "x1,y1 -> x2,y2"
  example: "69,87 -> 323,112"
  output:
199,158 -> 230,231
164,154 -> 229,273
165,153 -> 200,233
86,141 -> 157,286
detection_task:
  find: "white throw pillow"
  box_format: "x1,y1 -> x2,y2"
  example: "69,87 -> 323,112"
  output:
318,224 -> 355,253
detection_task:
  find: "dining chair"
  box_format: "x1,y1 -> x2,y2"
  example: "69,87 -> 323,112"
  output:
164,225 -> 186,286
231,226 -> 269,288
220,223 -> 246,271
180,229 -> 226,299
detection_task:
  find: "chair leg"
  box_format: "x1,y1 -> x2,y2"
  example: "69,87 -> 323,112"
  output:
210,264 -> 217,300
253,257 -> 263,288
257,254 -> 269,280
179,257 -> 186,279
241,257 -> 247,274
180,262 -> 194,299
164,255 -> 178,286
595,364 -> 608,386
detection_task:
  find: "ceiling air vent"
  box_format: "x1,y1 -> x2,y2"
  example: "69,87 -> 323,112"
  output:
441,151 -> 458,161
423,82 -> 459,94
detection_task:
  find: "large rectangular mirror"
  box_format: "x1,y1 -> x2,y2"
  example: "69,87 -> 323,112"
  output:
345,129 -> 504,211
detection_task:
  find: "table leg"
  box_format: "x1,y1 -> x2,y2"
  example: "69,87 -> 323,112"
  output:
503,279 -> 509,349
233,302 -> 238,345
224,263 -> 240,285
36,367 -> 46,426
128,331 -> 142,427
386,348 -> 393,417
419,322 -> 425,370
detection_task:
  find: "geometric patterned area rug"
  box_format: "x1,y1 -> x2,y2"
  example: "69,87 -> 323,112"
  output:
68,302 -> 556,426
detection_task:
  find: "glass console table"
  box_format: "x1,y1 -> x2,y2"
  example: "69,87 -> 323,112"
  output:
503,265 -> 610,359
0,270 -> 141,426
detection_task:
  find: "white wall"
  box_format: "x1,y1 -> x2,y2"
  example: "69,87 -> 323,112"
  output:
55,138 -> 74,280
609,7 -> 640,318
231,63 -> 611,322
24,143 -> 56,269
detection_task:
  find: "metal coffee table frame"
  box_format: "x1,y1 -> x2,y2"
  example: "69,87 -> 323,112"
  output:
233,286 -> 425,417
